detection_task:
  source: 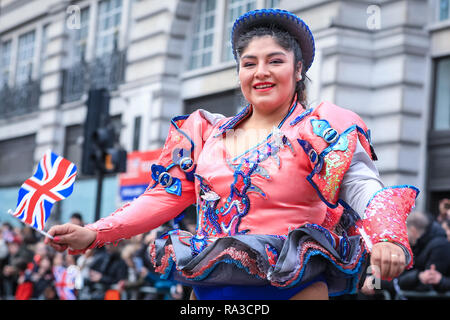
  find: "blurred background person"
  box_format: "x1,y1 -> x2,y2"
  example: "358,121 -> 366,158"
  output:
86,243 -> 128,300
437,199 -> 450,224
69,212 -> 85,227
361,210 -> 450,298
30,255 -> 54,299
441,218 -> 450,242
120,238 -> 148,299
1,232 -> 33,299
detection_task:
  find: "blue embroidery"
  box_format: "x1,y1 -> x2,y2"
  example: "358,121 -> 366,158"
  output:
289,108 -> 313,126
151,164 -> 166,182
332,134 -> 348,151
365,185 -> 420,208
165,177 -> 182,196
149,114 -> 199,195
265,244 -> 279,268
304,223 -> 336,248
311,119 -> 331,137
190,235 -> 211,256
150,164 -> 182,196
215,104 -> 252,137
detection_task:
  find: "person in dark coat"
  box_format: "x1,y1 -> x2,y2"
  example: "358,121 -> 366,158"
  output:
85,244 -> 128,299
361,210 -> 450,298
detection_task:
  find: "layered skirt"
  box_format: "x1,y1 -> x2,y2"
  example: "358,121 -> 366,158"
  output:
149,222 -> 368,297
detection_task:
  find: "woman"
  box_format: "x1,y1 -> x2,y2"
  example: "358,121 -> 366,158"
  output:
46,9 -> 419,300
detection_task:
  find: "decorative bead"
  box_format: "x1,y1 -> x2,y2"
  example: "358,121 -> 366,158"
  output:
180,157 -> 194,172
323,127 -> 339,144
158,172 -> 173,187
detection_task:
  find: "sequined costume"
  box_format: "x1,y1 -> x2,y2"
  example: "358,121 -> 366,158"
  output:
83,100 -> 419,297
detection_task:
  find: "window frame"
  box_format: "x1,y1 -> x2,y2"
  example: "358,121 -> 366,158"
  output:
187,0 -> 217,70
0,40 -> 13,88
222,0 -> 258,63
439,0 -> 450,21
15,30 -> 36,86
73,6 -> 91,63
430,55 -> 450,132
95,0 -> 124,58
184,0 -> 282,73
63,0 -> 131,69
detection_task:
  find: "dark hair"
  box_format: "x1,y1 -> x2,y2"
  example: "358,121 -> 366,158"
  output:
235,26 -> 309,107
70,212 -> 83,221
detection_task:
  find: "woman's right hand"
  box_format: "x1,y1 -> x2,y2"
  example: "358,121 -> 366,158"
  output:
44,223 -> 97,253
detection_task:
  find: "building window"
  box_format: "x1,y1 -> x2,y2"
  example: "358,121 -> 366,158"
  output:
184,89 -> 243,117
266,0 -> 280,8
39,24 -> 50,77
432,57 -> 450,131
440,0 -> 450,21
0,40 -> 12,88
188,0 -> 216,70
95,0 -> 122,58
222,0 -> 257,62
15,30 -> 36,85
0,134 -> 36,186
74,7 -> 90,62
132,116 -> 141,151
64,124 -> 84,171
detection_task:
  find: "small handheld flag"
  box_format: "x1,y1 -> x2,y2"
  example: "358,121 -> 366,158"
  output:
53,265 -> 78,300
8,150 -> 77,239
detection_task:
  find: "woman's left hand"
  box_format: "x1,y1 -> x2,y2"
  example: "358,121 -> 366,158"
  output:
370,242 -> 406,280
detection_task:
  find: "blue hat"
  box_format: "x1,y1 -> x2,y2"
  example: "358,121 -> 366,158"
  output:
231,9 -> 315,72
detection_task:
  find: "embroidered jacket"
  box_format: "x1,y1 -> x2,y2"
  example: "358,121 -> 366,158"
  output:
84,101 -> 418,268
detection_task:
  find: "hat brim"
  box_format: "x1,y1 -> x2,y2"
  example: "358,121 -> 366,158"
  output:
231,9 -> 315,72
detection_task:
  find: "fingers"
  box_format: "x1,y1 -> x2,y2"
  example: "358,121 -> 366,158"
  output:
380,247 -> 393,280
44,223 -> 77,252
371,242 -> 406,280
47,223 -> 75,240
45,223 -> 97,252
389,251 -> 406,279
50,243 -> 69,252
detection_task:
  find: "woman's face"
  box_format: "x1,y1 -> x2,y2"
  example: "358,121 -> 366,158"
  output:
238,35 -> 301,114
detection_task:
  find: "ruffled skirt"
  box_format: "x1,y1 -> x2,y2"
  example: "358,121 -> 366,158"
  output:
149,223 -> 368,297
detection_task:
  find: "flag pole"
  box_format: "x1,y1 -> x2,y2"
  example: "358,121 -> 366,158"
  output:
7,209 -> 54,240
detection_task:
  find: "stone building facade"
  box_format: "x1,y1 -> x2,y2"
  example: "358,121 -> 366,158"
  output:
0,0 -> 448,224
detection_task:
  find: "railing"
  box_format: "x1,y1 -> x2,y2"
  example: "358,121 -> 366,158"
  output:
0,79 -> 40,119
62,49 -> 126,103
393,289 -> 450,300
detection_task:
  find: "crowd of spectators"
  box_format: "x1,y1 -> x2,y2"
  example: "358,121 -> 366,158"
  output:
0,212 -> 193,300
2,200 -> 450,300
359,198 -> 450,300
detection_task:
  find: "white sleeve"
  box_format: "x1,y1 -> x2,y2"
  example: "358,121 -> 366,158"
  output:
339,140 -> 384,219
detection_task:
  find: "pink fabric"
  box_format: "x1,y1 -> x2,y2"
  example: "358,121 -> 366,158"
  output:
82,101 -> 414,259
361,186 -> 419,269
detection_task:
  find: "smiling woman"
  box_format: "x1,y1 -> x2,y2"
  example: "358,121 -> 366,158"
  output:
46,8 -> 419,301
237,35 -> 299,128
236,26 -> 307,107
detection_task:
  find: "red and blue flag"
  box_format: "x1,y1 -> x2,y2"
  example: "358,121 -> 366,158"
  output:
53,265 -> 77,300
12,150 -> 77,231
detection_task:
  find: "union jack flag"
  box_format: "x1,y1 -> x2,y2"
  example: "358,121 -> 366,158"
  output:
12,150 -> 77,231
53,265 -> 77,300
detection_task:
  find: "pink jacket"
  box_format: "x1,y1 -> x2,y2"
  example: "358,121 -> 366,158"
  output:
84,100 -> 418,267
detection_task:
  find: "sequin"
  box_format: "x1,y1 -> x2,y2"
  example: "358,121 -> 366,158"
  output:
361,185 -> 419,269
265,244 -> 279,267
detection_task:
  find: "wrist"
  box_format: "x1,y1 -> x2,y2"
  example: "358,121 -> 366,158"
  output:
84,225 -> 100,250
